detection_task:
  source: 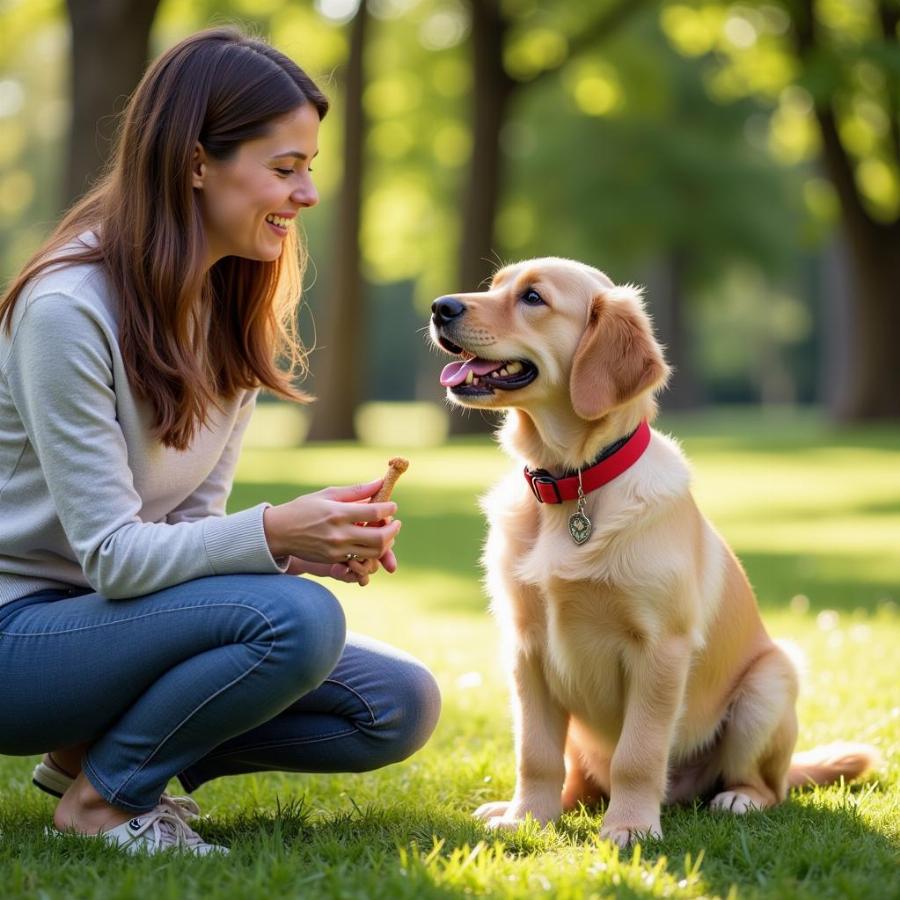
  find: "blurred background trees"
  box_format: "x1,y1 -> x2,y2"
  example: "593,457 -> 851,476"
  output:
1,0 -> 898,440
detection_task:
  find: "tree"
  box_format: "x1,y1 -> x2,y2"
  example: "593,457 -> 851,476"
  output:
451,0 -> 654,432
306,2 -> 369,440
65,0 -> 162,204
460,0 -> 658,289
790,0 -> 900,419
663,0 -> 900,420
500,15 -> 802,409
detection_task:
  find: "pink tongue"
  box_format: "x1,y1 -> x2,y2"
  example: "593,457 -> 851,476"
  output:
440,358 -> 501,387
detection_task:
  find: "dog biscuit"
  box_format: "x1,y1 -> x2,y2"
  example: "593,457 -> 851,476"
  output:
352,458 -> 408,576
372,457 -> 409,505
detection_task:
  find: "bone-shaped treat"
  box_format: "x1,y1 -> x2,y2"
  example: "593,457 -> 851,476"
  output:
372,457 -> 409,507
353,458 -> 409,575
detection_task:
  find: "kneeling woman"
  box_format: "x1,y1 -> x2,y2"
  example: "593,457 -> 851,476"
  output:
0,27 -> 440,855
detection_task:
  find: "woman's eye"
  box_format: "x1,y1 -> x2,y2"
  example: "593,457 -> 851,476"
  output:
521,288 -> 544,306
274,167 -> 294,177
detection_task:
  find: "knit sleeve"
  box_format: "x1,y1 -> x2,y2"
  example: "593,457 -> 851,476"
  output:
2,292 -> 287,599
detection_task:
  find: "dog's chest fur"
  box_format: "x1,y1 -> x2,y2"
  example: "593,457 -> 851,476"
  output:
482,439 -> 708,743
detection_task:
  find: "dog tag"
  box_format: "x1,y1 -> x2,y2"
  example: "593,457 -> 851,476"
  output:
568,483 -> 593,545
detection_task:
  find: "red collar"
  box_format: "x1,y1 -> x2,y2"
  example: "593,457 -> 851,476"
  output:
524,420 -> 651,504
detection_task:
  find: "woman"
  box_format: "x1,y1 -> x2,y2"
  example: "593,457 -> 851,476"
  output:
0,27 -> 440,855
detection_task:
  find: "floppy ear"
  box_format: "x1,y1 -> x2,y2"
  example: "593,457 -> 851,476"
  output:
569,290 -> 670,420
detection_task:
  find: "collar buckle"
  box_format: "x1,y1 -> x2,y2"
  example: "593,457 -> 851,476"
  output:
525,469 -> 562,504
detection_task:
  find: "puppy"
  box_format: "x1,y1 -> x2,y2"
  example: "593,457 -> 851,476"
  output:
430,257 -> 878,847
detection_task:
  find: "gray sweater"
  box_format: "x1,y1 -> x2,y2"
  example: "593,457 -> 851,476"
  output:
0,248 -> 287,607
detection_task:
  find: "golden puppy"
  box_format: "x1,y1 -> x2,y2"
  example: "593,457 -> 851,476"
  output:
430,257 -> 877,847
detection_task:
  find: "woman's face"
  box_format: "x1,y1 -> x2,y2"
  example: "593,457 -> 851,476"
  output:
193,103 -> 320,267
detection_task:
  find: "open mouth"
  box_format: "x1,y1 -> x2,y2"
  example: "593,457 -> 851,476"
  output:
265,213 -> 293,235
439,350 -> 538,395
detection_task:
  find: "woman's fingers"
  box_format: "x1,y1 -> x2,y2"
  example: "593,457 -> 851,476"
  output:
380,548 -> 398,574
346,557 -> 372,585
344,520 -> 401,558
341,501 -> 397,524
323,479 -> 385,503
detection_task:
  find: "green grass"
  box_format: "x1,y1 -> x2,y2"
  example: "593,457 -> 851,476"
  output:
2,409 -> 898,898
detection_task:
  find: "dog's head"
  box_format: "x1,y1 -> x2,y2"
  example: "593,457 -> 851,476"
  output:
430,257 -> 670,421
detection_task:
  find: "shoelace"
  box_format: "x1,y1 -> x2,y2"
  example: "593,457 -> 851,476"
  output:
160,794 -> 201,822
132,806 -> 206,850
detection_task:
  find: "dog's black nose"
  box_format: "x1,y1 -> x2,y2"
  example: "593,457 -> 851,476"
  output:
431,296 -> 466,326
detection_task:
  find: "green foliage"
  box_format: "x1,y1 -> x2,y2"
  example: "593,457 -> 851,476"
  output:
497,12 -> 801,287
0,0 -> 67,280
2,0 -> 893,410
661,0 -> 900,222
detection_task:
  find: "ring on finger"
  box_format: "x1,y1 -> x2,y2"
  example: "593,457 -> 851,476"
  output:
345,552 -> 362,562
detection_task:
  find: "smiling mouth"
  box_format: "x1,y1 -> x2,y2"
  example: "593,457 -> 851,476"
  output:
265,213 -> 293,233
438,340 -> 538,396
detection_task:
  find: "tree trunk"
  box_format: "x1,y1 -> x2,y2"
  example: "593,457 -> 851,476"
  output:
452,0 -> 648,435
832,220 -> 900,419
814,108 -> 900,419
307,5 -> 368,441
459,0 -> 514,293
65,0 -> 161,205
790,0 -> 900,420
451,0 -> 514,435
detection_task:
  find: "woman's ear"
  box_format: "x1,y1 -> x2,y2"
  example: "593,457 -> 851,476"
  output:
569,288 -> 670,421
191,143 -> 208,190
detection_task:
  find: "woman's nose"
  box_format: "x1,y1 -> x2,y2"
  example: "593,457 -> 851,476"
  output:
292,180 -> 319,208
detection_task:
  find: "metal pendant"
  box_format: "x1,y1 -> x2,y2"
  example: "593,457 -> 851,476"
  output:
568,479 -> 593,545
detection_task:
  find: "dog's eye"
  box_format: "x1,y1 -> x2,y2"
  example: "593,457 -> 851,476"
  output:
521,288 -> 545,307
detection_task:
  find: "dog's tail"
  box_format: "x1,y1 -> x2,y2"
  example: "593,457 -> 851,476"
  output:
788,741 -> 881,789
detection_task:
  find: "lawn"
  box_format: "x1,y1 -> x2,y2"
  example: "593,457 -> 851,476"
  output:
1,409 -> 898,899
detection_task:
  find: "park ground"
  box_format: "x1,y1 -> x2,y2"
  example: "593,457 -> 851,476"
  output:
1,408 -> 898,899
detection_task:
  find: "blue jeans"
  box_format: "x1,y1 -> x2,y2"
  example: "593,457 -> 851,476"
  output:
0,574 -> 441,813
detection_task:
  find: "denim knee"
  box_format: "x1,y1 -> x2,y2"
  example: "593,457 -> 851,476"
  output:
394,661 -> 441,762
357,658 -> 442,770
238,575 -> 346,696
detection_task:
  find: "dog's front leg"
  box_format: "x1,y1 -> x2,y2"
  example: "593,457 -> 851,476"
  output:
600,636 -> 691,848
476,647 -> 567,829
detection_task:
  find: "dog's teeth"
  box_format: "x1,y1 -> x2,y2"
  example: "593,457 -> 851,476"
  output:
465,371 -> 474,384
507,362 -> 523,374
499,368 -> 509,377
473,376 -> 480,385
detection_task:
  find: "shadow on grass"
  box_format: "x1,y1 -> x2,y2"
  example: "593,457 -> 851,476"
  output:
740,551 -> 898,613
555,781 -> 898,899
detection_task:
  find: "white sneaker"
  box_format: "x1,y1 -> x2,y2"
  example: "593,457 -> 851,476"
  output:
52,804 -> 228,855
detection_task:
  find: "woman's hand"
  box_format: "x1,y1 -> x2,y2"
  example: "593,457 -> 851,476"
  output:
284,555 -> 381,587
263,479 -> 401,584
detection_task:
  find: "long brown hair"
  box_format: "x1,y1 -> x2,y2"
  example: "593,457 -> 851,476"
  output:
0,27 -> 328,450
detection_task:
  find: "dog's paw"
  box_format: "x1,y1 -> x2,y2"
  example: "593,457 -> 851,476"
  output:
473,800 -> 511,821
599,819 -> 662,849
485,815 -> 531,832
475,799 -> 558,830
709,790 -> 759,814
